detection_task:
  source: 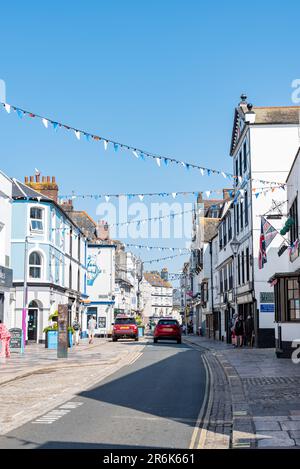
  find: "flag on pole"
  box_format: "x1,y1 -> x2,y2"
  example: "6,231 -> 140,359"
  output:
258,216 -> 278,269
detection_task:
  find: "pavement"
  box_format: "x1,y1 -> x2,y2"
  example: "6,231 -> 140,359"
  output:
0,339 -> 207,449
184,334 -> 300,448
0,337 -> 146,436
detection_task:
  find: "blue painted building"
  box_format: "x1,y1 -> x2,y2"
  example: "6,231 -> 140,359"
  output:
10,176 -> 88,343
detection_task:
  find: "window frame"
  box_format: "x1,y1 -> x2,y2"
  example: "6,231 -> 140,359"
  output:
29,206 -> 44,233
28,251 -> 43,280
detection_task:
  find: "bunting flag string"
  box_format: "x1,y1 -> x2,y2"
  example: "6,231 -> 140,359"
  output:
143,253 -> 188,264
0,101 -> 285,187
60,184 -> 285,203
123,243 -> 190,252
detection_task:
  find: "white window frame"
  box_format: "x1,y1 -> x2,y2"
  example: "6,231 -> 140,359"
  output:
28,249 -> 45,280
30,206 -> 44,233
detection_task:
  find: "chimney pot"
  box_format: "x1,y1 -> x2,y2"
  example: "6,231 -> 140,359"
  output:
24,176 -> 28,183
36,174 -> 40,182
47,176 -> 50,182
52,176 -> 56,183
42,176 -> 46,182
30,176 -> 34,182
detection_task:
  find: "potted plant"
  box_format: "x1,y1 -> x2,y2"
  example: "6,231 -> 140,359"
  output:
43,323 -> 58,349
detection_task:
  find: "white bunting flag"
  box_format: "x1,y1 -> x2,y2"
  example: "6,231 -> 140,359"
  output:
42,118 -> 49,128
156,158 -> 161,167
4,103 -> 11,113
172,192 -> 177,199
138,195 -> 144,201
74,130 -> 81,140
205,191 -> 211,198
104,140 -> 108,150
105,196 -> 110,202
132,150 -> 139,158
200,168 -> 205,176
221,171 -> 227,178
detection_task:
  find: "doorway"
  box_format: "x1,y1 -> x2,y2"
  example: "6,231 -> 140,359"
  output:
0,293 -> 4,323
28,300 -> 38,341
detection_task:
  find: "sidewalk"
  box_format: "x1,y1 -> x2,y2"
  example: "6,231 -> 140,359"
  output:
184,335 -> 300,448
0,338 -> 146,435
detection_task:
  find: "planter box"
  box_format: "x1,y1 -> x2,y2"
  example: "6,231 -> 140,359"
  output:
45,331 -> 73,349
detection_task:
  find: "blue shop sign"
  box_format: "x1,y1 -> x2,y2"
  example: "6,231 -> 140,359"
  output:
260,303 -> 275,313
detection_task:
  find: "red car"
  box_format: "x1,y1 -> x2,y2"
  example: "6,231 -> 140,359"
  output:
112,315 -> 139,342
153,318 -> 182,344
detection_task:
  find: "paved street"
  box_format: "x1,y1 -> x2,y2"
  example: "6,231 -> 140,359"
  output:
0,339 -> 207,449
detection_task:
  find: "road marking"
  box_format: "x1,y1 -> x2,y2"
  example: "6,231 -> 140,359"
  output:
126,352 -> 143,367
188,352 -> 210,449
197,354 -> 214,448
32,401 -> 83,425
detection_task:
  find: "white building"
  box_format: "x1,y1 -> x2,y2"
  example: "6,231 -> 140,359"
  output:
85,241 -> 116,336
229,96 -> 300,347
114,247 -> 142,317
0,170 -> 13,326
141,271 -> 173,322
270,147 -> 300,357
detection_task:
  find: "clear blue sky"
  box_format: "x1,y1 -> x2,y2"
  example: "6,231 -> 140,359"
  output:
1,0 -> 299,279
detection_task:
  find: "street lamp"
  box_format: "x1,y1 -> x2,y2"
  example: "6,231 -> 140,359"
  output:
230,237 -> 241,317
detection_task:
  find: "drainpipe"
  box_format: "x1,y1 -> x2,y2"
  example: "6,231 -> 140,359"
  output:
209,240 -> 214,337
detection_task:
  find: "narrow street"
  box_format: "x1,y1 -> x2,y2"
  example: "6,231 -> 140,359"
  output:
0,339 -> 207,449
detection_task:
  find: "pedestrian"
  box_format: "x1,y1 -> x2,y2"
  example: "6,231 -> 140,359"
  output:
234,314 -> 244,348
231,313 -> 238,347
88,315 -> 96,344
73,318 -> 81,346
0,320 -> 11,358
244,313 -> 254,347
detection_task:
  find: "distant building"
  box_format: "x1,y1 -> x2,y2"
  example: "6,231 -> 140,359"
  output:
141,271 -> 173,322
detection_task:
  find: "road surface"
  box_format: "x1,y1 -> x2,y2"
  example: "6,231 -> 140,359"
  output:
0,339 -> 207,449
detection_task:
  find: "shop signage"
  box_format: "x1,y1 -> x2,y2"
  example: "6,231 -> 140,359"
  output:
260,303 -> 275,313
260,292 -> 275,304
57,304 -> 68,358
9,328 -> 23,353
0,266 -> 13,289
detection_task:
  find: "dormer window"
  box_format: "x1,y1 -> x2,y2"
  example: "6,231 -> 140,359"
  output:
30,207 -> 44,232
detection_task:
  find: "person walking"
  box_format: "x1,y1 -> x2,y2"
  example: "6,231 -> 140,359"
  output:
245,313 -> 254,347
0,320 -> 11,358
231,312 -> 238,347
234,314 -> 244,348
88,316 -> 96,344
72,318 -> 81,346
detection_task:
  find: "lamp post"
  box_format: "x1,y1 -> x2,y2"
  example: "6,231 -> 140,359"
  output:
22,236 -> 29,349
230,237 -> 241,319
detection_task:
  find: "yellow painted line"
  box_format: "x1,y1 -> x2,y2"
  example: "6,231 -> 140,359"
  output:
189,352 -> 210,449
197,354 -> 214,448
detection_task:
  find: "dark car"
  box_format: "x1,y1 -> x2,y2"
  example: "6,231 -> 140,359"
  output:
112,315 -> 139,342
153,318 -> 182,344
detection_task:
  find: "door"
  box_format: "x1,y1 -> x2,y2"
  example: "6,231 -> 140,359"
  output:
28,309 -> 38,341
0,293 -> 4,323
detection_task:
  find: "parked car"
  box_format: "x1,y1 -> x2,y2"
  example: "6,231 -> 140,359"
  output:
112,315 -> 139,342
153,318 -> 182,344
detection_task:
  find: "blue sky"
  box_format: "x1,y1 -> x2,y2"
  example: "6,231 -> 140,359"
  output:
1,0 -> 300,279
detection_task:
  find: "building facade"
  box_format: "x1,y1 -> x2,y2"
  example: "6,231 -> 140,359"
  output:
0,170 -> 13,326
229,97 -> 300,347
10,177 -> 87,343
141,271 -> 173,322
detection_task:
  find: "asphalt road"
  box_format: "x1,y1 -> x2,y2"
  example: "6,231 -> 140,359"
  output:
0,339 -> 207,449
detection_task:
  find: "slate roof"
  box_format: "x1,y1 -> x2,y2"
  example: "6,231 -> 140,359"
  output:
203,218 -> 220,243
67,211 -> 97,241
144,272 -> 172,288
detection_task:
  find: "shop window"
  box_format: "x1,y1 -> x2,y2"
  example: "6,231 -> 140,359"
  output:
287,278 -> 300,321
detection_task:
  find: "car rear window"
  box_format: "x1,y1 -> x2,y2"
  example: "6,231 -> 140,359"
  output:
115,318 -> 136,325
158,320 -> 178,326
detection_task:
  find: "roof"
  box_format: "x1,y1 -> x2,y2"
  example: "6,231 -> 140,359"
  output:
11,179 -> 85,236
143,272 -> 172,288
203,218 -> 220,243
67,211 -> 97,240
230,105 -> 300,155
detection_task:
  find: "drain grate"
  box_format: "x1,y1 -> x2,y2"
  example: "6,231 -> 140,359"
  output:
242,376 -> 300,386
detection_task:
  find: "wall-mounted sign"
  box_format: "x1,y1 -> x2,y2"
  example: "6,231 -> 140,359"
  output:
0,266 -> 13,289
260,292 -> 275,304
260,303 -> 275,313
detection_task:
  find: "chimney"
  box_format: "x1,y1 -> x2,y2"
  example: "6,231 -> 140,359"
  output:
96,220 -> 110,240
24,174 -> 59,203
161,268 -> 168,282
197,192 -> 203,204
60,199 -> 73,212
239,93 -> 248,113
